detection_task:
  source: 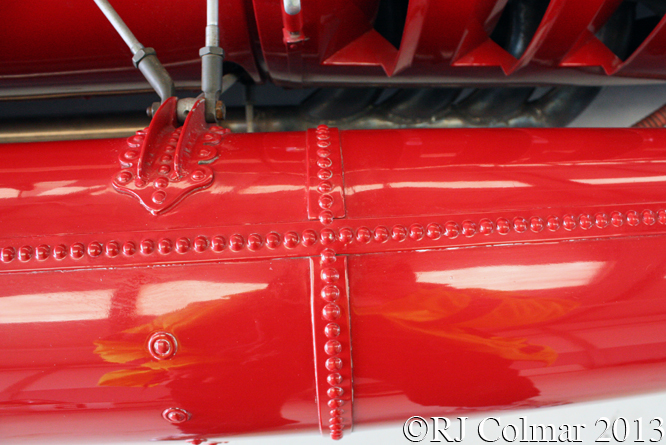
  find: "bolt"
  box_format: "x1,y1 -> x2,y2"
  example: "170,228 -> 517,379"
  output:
215,101 -> 226,121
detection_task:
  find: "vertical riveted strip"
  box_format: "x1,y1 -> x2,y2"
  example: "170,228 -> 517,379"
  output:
310,253 -> 353,440
306,125 -> 346,224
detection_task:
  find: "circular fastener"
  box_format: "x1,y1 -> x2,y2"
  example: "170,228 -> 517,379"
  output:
191,170 -> 206,182
356,227 -> 371,243
579,214 -> 593,230
338,227 -> 353,244
643,209 -> 656,226
317,140 -> 331,148
325,323 -> 341,338
316,133 -> 331,141
211,235 -> 226,252
193,236 -> 208,252
18,246 -> 32,262
611,211 -> 624,227
659,210 -> 666,225
595,213 -> 608,229
154,177 -> 169,189
123,241 -> 137,256
392,225 -> 407,242
266,232 -> 281,249
444,221 -> 460,239
321,285 -> 340,302
462,220 -> 476,237
626,210 -> 639,226
479,218 -> 494,235
327,387 -> 344,398
530,217 -> 544,233
302,229 -> 317,247
318,169 -> 333,180
330,408 -> 344,417
321,248 -> 337,264
284,231 -> 299,249
140,239 -> 154,255
330,416 -> 343,425
321,229 -> 336,245
374,226 -> 389,243
116,170 -> 132,184
54,244 -> 67,260
323,303 -> 341,321
563,214 -> 576,231
161,154 -> 173,163
127,134 -> 144,147
319,194 -> 334,209
158,238 -> 172,254
1,247 -> 15,263
426,223 -> 442,240
496,218 -> 510,235
159,165 -> 171,175
88,242 -> 102,258
35,245 -> 50,261
148,332 -> 178,360
176,237 -> 191,254
547,216 -> 560,231
328,398 -> 344,408
319,210 -> 334,225
229,234 -> 244,251
325,357 -> 343,371
105,241 -> 120,258
328,374 -> 343,386
513,217 -> 527,234
321,268 -> 340,283
162,407 -> 190,424
318,181 -> 333,193
409,224 -> 424,240
70,243 -> 84,259
317,148 -> 332,158
198,148 -> 213,158
317,158 -> 333,169
152,190 -> 166,204
124,150 -> 139,160
247,234 -> 262,251
325,340 -> 342,355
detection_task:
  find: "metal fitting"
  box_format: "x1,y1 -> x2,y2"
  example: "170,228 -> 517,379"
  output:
199,46 -> 224,58
132,47 -> 156,68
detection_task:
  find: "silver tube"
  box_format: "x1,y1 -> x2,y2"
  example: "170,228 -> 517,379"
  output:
283,0 -> 301,15
94,0 -> 143,54
206,0 -> 219,47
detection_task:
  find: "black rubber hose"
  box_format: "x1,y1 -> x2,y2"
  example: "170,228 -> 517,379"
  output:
300,88 -> 383,122
381,88 -> 460,121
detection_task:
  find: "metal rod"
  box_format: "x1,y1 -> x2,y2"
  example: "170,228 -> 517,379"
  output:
94,0 -> 143,54
206,0 -> 219,46
200,0 -> 224,122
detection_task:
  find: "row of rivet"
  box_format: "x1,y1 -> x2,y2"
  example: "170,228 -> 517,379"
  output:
3,210 -> 664,264
315,125 -> 335,225
318,249 -> 347,440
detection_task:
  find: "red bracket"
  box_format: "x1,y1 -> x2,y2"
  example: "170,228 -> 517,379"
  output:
113,98 -> 220,215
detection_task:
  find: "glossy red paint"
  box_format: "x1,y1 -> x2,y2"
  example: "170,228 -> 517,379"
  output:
3,123 -> 666,442
3,0 -> 666,95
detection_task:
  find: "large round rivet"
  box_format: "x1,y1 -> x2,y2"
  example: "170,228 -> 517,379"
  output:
323,303 -> 341,321
321,285 -> 340,302
154,177 -> 168,189
547,216 -> 560,231
327,387 -> 344,398
317,148 -> 331,158
159,165 -> 171,175
211,235 -> 226,252
247,234 -> 262,251
36,245 -> 50,261
643,209 -> 656,226
162,407 -> 190,424
266,232 -> 280,249
1,247 -> 15,263
123,241 -> 136,256
392,225 -> 407,242
302,230 -> 317,247
611,211 -> 624,227
444,221 -> 460,239
327,373 -> 343,386
191,170 -> 205,182
140,239 -> 154,255
193,236 -> 208,252
319,194 -> 334,209
409,224 -> 424,240
563,214 -> 576,231
595,213 -> 608,229
176,237 -> 191,253
374,226 -> 389,243
325,323 -> 341,338
513,217 -> 527,234
318,181 -> 333,193
325,357 -> 343,371
158,238 -> 172,254
530,217 -> 544,233
356,227 -> 371,243
321,248 -> 337,264
105,241 -> 120,258
318,169 -> 333,180
229,234 -> 244,251
579,214 -> 592,230
659,210 -> 666,225
338,227 -> 353,244
626,210 -> 639,226
88,242 -> 102,258
319,210 -> 334,225
317,158 -> 333,168
18,246 -> 32,262
328,399 -> 344,408
462,220 -> 476,237
70,243 -> 84,259
321,268 -> 340,283
284,231 -> 299,249
54,244 -> 67,260
426,223 -> 442,240
152,190 -> 166,204
321,229 -> 336,245
148,332 -> 178,360
116,170 -> 132,184
479,218 -> 494,235
325,340 -> 342,355
496,218 -> 511,235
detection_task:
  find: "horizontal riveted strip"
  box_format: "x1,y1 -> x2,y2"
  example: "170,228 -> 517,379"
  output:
306,125 -> 345,224
3,205 -> 666,272
311,255 -> 352,440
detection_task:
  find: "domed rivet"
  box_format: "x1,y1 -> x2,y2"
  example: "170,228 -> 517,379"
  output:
426,223 -> 442,240
161,154 -> 173,163
321,268 -> 340,283
374,226 -> 389,243
284,231 -> 299,249
497,218 -> 511,235
158,165 -> 171,174
193,236 -> 208,252
54,244 -> 67,260
117,170 -> 132,184
530,217 -> 544,233
127,134 -> 144,147
479,218 -> 494,235
320,229 -> 336,245
595,213 -> 608,229
135,178 -> 146,187
392,225 -> 407,242
547,216 -> 560,231
626,210 -> 639,226
328,399 -> 344,408
18,246 -> 32,262
325,340 -> 342,355
302,230 -> 317,247
356,227 -> 371,243
321,248 -> 337,264
317,148 -> 331,158
611,211 -> 624,227
462,220 -> 476,237
323,303 -> 341,321
1,247 -> 15,263
327,373 -> 343,386
70,243 -> 84,259
123,241 -> 136,256
88,242 -> 102,257
338,227 -> 353,244
318,169 -> 333,181
154,177 -> 168,189
659,210 -> 666,225
316,133 -> 331,141
140,239 -> 154,255
643,209 -> 656,226
579,214 -> 592,230
409,224 -> 424,240
325,323 -> 341,338
563,214 -> 576,231
325,357 -> 343,371
191,170 -> 205,182
513,217 -> 527,233
319,210 -> 334,225
327,387 -> 344,398
247,234 -> 262,251
176,237 -> 191,253
148,332 -> 178,360
198,148 -> 212,158
211,235 -> 226,252
330,416 -> 343,426
318,181 -> 333,193
105,241 -> 120,258
152,190 -> 166,204
229,234 -> 244,251
319,194 -> 334,209
266,232 -> 280,249
158,239 -> 172,254
321,285 -> 340,302
124,150 -> 139,160
36,245 -> 50,261
444,221 -> 460,239
317,140 -> 331,148
317,158 -> 333,168
162,407 -> 190,424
